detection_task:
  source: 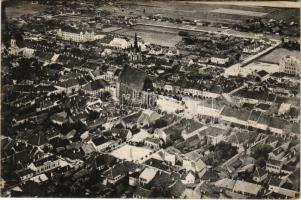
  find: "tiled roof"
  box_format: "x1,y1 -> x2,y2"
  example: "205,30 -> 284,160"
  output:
28,131 -> 48,146
83,79 -> 108,91
169,180 -> 186,197
119,66 -> 153,91
253,167 -> 267,178
221,106 -> 250,121
257,70 -> 269,77
133,187 -> 152,198
92,137 -> 110,146
233,180 -> 261,195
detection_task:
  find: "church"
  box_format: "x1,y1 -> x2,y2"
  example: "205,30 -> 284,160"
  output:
116,66 -> 156,107
128,33 -> 143,63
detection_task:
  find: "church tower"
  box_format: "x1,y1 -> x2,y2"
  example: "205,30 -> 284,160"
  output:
129,32 -> 142,63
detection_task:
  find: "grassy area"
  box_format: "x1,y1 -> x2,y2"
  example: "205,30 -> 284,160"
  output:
258,48 -> 300,64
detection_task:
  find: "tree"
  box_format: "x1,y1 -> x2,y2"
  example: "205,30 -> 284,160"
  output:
252,144 -> 273,160
153,118 -> 168,129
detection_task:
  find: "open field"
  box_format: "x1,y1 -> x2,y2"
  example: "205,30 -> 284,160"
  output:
115,27 -> 181,47
240,61 -> 280,77
110,144 -> 152,163
120,1 -> 299,24
258,48 -> 300,64
185,1 -> 300,8
4,1 -> 49,19
210,8 -> 268,17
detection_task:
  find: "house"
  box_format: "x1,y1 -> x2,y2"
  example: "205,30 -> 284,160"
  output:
268,142 -> 290,160
27,131 -> 48,148
117,66 -> 156,107
18,155 -> 70,182
81,143 -> 97,155
182,159 -> 206,173
268,170 -> 300,199
169,180 -> 186,198
104,66 -> 121,82
103,162 -> 140,185
111,128 -> 132,141
0,177 -> 5,189
256,70 -> 270,82
152,149 -> 176,166
144,137 -> 162,150
82,79 -> 109,96
55,78 -> 80,94
137,109 -> 161,128
50,111 -> 68,126
202,127 -> 228,145
129,171 -> 141,186
88,137 -> 114,152
210,56 -> 229,65
109,38 -> 130,49
253,167 -> 268,183
133,187 -> 152,198
86,99 -> 103,113
121,111 -> 142,129
35,51 -> 56,65
153,128 -> 168,143
266,159 -> 284,174
17,168 -> 35,182
215,178 -> 261,197
32,155 -> 69,175
181,171 -> 195,185
30,174 -> 48,184
232,180 -> 262,197
139,167 -> 158,186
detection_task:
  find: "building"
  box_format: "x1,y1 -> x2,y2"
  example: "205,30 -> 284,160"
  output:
129,171 -> 141,186
266,159 -> 284,174
82,79 -> 109,96
210,56 -> 229,65
109,38 -> 130,49
137,109 -> 161,128
256,70 -> 270,82
139,167 -> 158,186
279,55 -> 300,76
8,38 -> 35,58
57,28 -> 96,42
117,66 -> 157,107
144,137 -> 162,150
128,33 -> 143,63
103,162 -> 140,185
268,172 -> 300,199
232,180 -> 262,197
253,167 -> 268,183
89,137 -> 114,152
202,127 -> 227,145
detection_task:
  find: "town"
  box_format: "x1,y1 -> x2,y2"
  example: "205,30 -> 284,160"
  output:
1,0 -> 300,199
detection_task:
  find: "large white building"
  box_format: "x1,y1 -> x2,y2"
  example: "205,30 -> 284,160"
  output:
279,55 -> 300,76
57,28 -> 96,42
